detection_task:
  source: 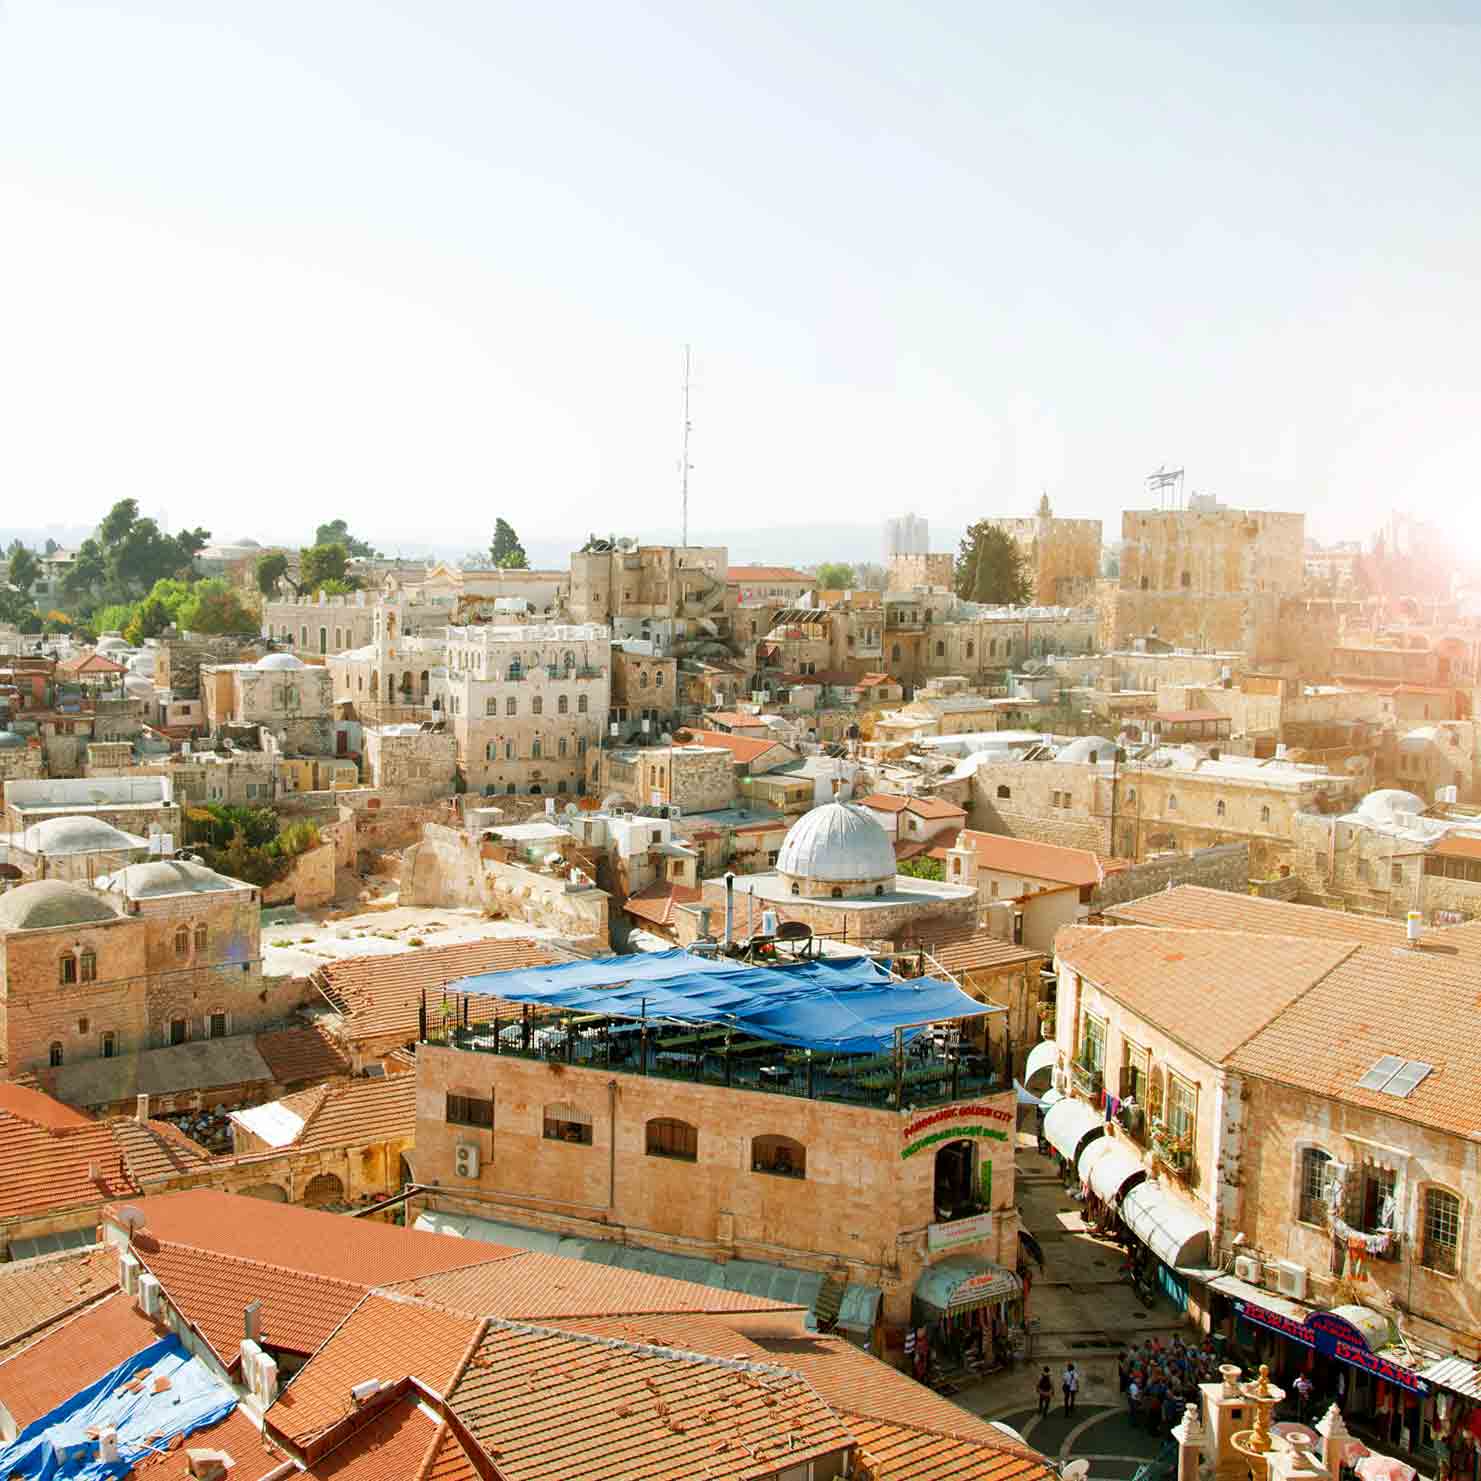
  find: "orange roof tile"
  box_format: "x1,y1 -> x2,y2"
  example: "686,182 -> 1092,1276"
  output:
858,673 -> 896,688
269,1293 -> 482,1443
0,1082 -> 94,1130
1429,833 -> 1481,861
624,880 -> 702,928
315,938 -> 568,1048
1055,926 -> 1360,1064
959,829 -> 1104,890
0,1109 -> 136,1221
1103,884 -> 1412,945
110,1116 -> 213,1183
275,1071 -> 417,1155
852,1417 -> 1052,1480
727,566 -> 813,583
422,1421 -> 483,1481
903,926 -> 1042,975
131,1406 -> 285,1478
0,1289 -> 163,1427
0,1246 -> 118,1359
684,728 -> 790,766
256,1023 -> 353,1085
308,1391 -> 442,1479
447,1318 -> 851,1481
108,1190 -> 523,1287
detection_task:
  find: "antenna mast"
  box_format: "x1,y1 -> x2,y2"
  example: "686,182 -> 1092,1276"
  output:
680,345 -> 692,548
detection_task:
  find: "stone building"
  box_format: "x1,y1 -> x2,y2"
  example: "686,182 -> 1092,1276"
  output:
2,815 -> 149,884
362,722 -> 458,801
591,740 -> 737,814
609,645 -> 680,741
3,774 -> 181,839
886,552 -> 955,592
567,543 -> 735,656
154,635 -> 265,699
432,622 -> 610,797
727,565 -> 814,603
200,652 -> 335,756
0,728 -> 43,782
985,500 -> 1103,606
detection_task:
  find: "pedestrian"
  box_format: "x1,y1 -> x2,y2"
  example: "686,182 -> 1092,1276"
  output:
1127,1376 -> 1141,1427
1062,1361 -> 1079,1416
1293,1372 -> 1313,1422
1037,1366 -> 1053,1418
1117,1349 -> 1129,1392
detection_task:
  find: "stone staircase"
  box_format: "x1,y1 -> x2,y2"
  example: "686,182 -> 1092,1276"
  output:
812,1272 -> 847,1332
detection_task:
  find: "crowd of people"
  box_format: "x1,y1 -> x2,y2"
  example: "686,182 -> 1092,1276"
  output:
1119,1336 -> 1224,1434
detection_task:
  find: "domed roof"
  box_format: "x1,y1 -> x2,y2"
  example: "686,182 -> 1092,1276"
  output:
1354,789 -> 1425,824
776,802 -> 897,884
0,730 -> 24,750
124,674 -> 153,696
0,880 -> 119,931
98,860 -> 242,899
1055,736 -> 1117,765
254,652 -> 305,671
21,816 -> 140,855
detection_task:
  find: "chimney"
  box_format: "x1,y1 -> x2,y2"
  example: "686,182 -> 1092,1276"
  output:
136,1093 -> 150,1125
244,1299 -> 262,1344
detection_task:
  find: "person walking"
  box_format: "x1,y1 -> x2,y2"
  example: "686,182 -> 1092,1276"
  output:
1062,1361 -> 1079,1417
1127,1375 -> 1141,1428
1293,1372 -> 1313,1423
1037,1367 -> 1053,1418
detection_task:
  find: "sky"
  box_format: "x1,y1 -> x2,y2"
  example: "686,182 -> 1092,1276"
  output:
2,1 -> 1480,558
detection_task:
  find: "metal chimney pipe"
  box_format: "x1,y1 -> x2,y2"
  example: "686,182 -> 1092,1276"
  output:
723,873 -> 735,949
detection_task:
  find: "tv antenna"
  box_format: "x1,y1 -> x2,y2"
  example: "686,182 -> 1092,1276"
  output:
680,344 -> 693,548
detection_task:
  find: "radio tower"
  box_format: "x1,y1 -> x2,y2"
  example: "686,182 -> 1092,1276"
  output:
680,344 -> 693,548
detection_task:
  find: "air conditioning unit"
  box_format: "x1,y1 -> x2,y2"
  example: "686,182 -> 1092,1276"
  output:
1233,1254 -> 1263,1285
454,1143 -> 480,1179
118,1250 -> 140,1296
137,1272 -> 162,1318
1273,1260 -> 1308,1300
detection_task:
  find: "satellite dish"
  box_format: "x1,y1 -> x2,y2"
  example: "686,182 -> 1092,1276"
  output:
1062,1463 -> 1090,1481
114,1205 -> 146,1233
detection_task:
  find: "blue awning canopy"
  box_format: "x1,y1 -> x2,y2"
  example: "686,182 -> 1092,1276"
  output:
449,948 -> 994,1055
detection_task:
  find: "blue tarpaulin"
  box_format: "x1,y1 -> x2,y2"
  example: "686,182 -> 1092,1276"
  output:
0,1335 -> 236,1479
450,948 -> 990,1054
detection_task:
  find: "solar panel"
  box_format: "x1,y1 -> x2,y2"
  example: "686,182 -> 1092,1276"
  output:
1382,1061 -> 1433,1098
1356,1054 -> 1407,1091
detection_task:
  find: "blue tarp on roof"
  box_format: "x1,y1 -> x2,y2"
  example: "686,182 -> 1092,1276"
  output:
451,948 -> 989,1054
0,1335 -> 236,1480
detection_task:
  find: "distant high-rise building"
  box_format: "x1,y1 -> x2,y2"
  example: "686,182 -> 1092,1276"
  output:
883,514 -> 929,559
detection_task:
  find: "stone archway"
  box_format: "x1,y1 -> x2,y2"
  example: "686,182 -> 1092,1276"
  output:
239,1183 -> 288,1203
302,1172 -> 346,1207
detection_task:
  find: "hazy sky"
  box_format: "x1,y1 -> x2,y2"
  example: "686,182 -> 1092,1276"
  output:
3,2 -> 1479,553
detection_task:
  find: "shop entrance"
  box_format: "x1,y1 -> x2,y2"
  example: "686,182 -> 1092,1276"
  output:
934,1140 -> 976,1221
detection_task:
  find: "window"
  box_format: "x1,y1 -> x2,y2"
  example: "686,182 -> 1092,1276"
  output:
1126,787 -> 1136,803
578,694 -> 588,714
505,740 -> 514,761
830,887 -> 843,898
1423,1188 -> 1460,1274
445,1092 -> 493,1129
1122,1041 -> 1149,1104
1167,794 -> 1179,812
891,644 -> 901,662
531,737 -> 542,759
1391,863 -> 1404,887
59,954 -> 78,986
543,1101 -> 593,1144
1299,1147 -> 1333,1225
1260,805 -> 1271,824
752,1134 -> 806,1178
1168,1074 -> 1197,1143
101,1031 -> 117,1059
935,641 -> 945,657
996,784 -> 1011,800
1216,800 -> 1226,818
209,1011 -> 228,1039
558,694 -> 568,715
966,641 -> 974,658
194,924 -> 207,952
646,1118 -> 697,1161
79,950 -> 96,984
49,1042 -> 63,1068
174,925 -> 190,959
1080,1013 -> 1106,1073
77,1016 -> 89,1034
486,742 -> 497,762
506,697 -> 517,716
790,882 -> 800,896
170,1018 -> 188,1046
532,695 -> 543,716
486,698 -> 498,716
1180,570 -> 1191,589
1360,1166 -> 1397,1233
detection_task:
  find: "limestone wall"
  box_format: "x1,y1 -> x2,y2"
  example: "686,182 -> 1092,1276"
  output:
1091,843 -> 1250,910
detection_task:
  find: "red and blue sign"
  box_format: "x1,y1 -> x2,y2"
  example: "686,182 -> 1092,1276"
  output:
1232,1300 -> 1428,1395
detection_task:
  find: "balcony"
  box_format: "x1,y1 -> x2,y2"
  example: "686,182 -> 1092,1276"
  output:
1071,1060 -> 1103,1099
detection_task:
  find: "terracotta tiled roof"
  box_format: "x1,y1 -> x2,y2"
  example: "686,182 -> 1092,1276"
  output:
310,1392 -> 441,1479
1055,926 -> 1359,1065
684,729 -> 790,766
111,1116 -> 213,1182
624,880 -> 702,928
108,1190 -> 522,1287
276,1071 -> 417,1154
858,673 -> 896,688
859,793 -> 910,812
852,1417 -> 1052,1480
269,1293 -> 482,1443
422,1422 -> 483,1481
386,1251 -> 803,1322
131,1406 -> 285,1478
133,1238 -> 368,1364
58,651 -> 127,675
1102,884 -> 1412,945
0,1082 -> 93,1130
447,1318 -> 851,1481
1429,833 -> 1481,861
0,1289 -> 164,1426
704,710 -> 768,729
727,566 -> 813,583
257,1023 -> 353,1084
0,1246 -> 118,1360
315,937 -> 568,1046
958,829 -> 1104,890
904,925 -> 1042,975
0,1108 -> 136,1221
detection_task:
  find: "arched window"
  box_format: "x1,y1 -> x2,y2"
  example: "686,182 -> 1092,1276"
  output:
49,1042 -> 63,1068
507,782 -> 516,793
532,695 -> 543,716
1180,571 -> 1191,588
486,742 -> 497,761
751,1134 -> 806,1179
532,737 -> 542,759
1299,1147 -> 1333,1224
505,740 -> 514,760
790,882 -> 800,896
174,925 -> 190,959
302,1172 -> 345,1207
874,885 -> 885,896
578,695 -> 588,714
563,651 -> 575,672
997,785 -> 1011,800
646,1117 -> 697,1161
1260,805 -> 1271,824
830,887 -> 843,899
640,671 -> 649,688
59,954 -> 78,986
508,657 -> 523,680
1215,800 -> 1226,818
558,737 -> 567,758
1140,576 -> 1149,590
935,641 -> 945,657
169,1018 -> 188,1046
420,670 -> 429,695
1423,1187 -> 1460,1273
193,923 -> 207,951
558,694 -> 568,715
506,697 -> 517,716
966,641 -> 974,658
1167,795 -> 1179,812
370,671 -> 379,698
544,1101 -> 593,1145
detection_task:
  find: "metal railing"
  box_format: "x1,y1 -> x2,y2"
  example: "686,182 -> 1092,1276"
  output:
1071,1060 -> 1103,1098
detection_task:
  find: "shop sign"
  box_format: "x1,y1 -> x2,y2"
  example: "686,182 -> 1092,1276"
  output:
950,1261 -> 1010,1296
928,1212 -> 993,1252
1232,1300 -> 1428,1395
901,1102 -> 1013,1161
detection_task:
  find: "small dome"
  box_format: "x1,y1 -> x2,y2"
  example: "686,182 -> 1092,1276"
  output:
98,860 -> 243,898
1055,736 -> 1117,765
255,652 -> 305,671
777,802 -> 897,885
124,675 -> 153,696
21,816 -> 139,855
1355,789 -> 1425,824
0,880 -> 118,931
0,730 -> 24,750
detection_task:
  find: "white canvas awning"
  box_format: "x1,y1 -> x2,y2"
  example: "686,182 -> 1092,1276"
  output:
1121,1181 -> 1211,1268
1024,1039 -> 1057,1087
1078,1137 -> 1148,1204
1043,1097 -> 1105,1163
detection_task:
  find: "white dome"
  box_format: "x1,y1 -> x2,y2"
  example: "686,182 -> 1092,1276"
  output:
124,674 -> 153,696
127,651 -> 156,675
255,652 -> 305,671
776,802 -> 897,884
1355,789 -> 1425,824
22,816 -> 139,854
1055,735 -> 1117,765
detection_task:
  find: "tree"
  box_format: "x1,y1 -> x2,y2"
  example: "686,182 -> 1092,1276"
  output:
490,518 -> 528,569
897,856 -> 944,882
955,522 -> 1030,606
43,538 -> 59,556
313,520 -> 378,559
0,587 -> 35,627
299,542 -> 357,594
176,579 -> 256,634
815,562 -> 854,590
5,543 -> 39,596
63,539 -> 107,600
255,552 -> 294,597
